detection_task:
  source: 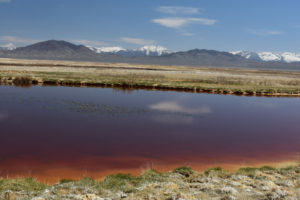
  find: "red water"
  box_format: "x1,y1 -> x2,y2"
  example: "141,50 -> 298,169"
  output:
0,86 -> 300,183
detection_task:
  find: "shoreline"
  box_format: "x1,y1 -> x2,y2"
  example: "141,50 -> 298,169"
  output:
1,164 -> 300,200
2,81 -> 300,97
1,160 -> 299,185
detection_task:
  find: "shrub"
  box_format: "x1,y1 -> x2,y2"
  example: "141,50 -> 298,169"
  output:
59,179 -> 74,184
13,76 -> 32,86
101,173 -> 141,191
0,177 -> 47,192
204,167 -> 228,177
173,166 -> 194,177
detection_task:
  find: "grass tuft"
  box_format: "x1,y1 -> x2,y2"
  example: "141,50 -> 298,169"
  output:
59,179 -> 74,184
173,166 -> 194,177
101,173 -> 141,191
0,177 -> 47,192
204,167 -> 228,177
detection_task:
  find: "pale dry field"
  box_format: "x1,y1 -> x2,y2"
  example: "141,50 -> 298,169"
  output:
1,58 -> 300,96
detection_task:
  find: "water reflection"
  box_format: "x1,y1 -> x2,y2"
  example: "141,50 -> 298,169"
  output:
151,114 -> 195,124
0,112 -> 7,121
149,100 -> 212,124
149,101 -> 212,115
0,86 -> 300,183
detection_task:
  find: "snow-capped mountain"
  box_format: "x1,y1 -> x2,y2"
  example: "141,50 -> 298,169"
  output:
87,46 -> 126,54
231,51 -> 300,63
0,43 -> 16,51
230,51 -> 261,61
280,52 -> 300,63
87,45 -> 171,57
88,45 -> 300,63
139,45 -> 170,56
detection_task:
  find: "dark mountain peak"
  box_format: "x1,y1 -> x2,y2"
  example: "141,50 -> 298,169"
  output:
8,40 -> 97,60
165,48 -> 240,60
16,40 -> 86,52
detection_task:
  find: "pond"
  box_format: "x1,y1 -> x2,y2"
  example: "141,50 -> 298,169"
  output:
0,86 -> 300,183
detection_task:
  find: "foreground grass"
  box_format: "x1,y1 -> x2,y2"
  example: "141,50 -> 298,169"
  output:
1,58 -> 300,96
1,166 -> 300,200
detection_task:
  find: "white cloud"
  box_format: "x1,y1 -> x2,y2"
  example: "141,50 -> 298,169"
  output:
182,32 -> 195,36
74,39 -> 109,47
249,29 -> 284,36
0,36 -> 40,44
149,101 -> 212,115
157,6 -> 200,15
152,17 -> 216,29
120,37 -> 155,45
0,0 -> 11,3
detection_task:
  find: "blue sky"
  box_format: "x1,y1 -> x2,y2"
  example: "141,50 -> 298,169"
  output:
0,0 -> 300,52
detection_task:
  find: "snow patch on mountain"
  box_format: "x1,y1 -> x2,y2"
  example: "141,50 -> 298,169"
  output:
258,52 -> 282,62
0,43 -> 16,50
280,52 -> 300,63
87,46 -> 126,53
87,45 -> 171,57
139,45 -> 170,56
230,51 -> 261,60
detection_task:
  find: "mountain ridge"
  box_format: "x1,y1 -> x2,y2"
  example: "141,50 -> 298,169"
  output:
1,40 -> 300,70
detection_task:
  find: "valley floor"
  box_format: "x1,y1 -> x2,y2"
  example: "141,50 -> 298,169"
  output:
1,166 -> 300,200
1,58 -> 300,96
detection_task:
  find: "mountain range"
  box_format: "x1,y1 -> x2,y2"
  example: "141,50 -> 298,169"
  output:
231,51 -> 300,63
87,45 -> 300,63
87,45 -> 170,57
1,40 -> 300,70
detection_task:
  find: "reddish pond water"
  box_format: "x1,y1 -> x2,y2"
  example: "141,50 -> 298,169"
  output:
0,86 -> 300,183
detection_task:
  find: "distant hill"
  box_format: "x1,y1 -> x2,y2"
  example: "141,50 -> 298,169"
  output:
1,40 -> 300,70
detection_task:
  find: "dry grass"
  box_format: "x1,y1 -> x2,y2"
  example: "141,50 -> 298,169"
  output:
1,165 -> 300,200
1,58 -> 300,96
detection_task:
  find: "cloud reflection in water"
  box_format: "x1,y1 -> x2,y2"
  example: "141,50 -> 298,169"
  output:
149,100 -> 212,124
149,101 -> 212,115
